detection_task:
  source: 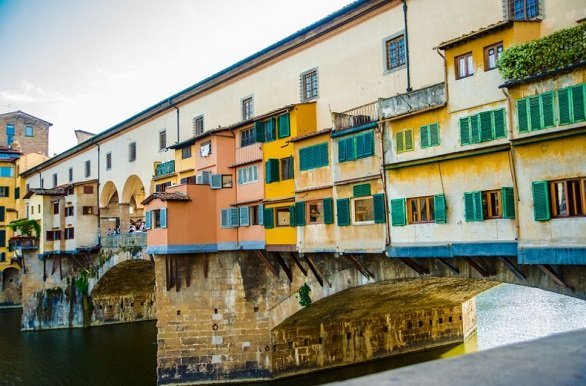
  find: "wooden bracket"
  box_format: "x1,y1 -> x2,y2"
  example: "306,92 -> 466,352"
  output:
399,258 -> 430,275
203,253 -> 208,279
290,252 -> 308,276
500,256 -> 526,281
43,257 -> 47,282
255,250 -> 279,277
272,252 -> 292,282
437,258 -> 460,275
463,257 -> 495,277
346,254 -> 374,279
184,256 -> 191,288
538,264 -> 573,291
305,256 -> 331,287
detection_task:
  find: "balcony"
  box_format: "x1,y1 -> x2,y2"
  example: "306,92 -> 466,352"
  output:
378,83 -> 446,120
332,101 -> 378,132
9,236 -> 39,250
102,232 -> 147,248
234,143 -> 262,166
154,160 -> 175,178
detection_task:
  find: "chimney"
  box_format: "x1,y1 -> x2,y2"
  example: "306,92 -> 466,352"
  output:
74,130 -> 96,144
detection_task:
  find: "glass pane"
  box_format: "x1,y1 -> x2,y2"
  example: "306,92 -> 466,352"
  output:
410,200 -> 418,223
429,197 -> 435,221
354,198 -> 374,222
420,198 -> 428,221
554,182 -> 567,216
308,202 -> 323,223
277,209 -> 290,226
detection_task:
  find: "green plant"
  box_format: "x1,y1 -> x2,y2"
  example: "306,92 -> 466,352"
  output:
75,270 -> 89,295
8,219 -> 41,238
298,283 -> 312,307
498,24 -> 586,81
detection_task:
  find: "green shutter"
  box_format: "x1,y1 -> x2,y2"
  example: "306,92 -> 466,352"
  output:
289,205 -> 296,227
470,115 -> 480,143
0,230 -> 5,248
0,206 -> 5,222
295,201 -> 305,226
571,84 -> 585,122
434,194 -> 446,224
464,192 -> 483,222
460,117 -> 471,145
14,187 -> 20,200
353,183 -> 371,198
239,207 -> 250,226
254,121 -> 265,142
288,156 -> 294,179
278,113 -> 290,138
493,109 -> 506,138
264,207 -> 274,228
473,191 -> 483,221
318,143 -> 329,167
265,159 -> 279,183
160,208 -> 167,228
300,147 -> 311,171
390,198 -> 406,226
265,118 -> 276,141
323,198 -> 334,224
363,131 -> 374,157
429,123 -> 440,146
405,129 -> 413,150
230,208 -> 239,228
420,125 -> 430,148
258,204 -> 264,225
517,99 -> 529,133
356,133 -> 366,158
336,198 -> 350,226
532,181 -> 551,221
373,193 -> 386,224
346,137 -> 356,161
529,96 -> 541,131
479,111 -> 493,142
338,139 -> 347,162
145,211 -> 151,229
541,92 -> 555,128
558,88 -> 571,125
501,187 -> 515,219
396,131 -> 405,152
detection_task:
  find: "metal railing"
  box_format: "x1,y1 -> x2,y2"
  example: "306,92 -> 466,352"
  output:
332,101 -> 379,132
101,232 -> 147,248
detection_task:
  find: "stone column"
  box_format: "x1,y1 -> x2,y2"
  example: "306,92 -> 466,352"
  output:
118,203 -> 130,234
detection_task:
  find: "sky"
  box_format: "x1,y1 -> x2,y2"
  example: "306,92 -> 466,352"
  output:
0,0 -> 354,155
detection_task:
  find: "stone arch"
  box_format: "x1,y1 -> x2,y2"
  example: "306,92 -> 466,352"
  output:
121,175 -> 146,205
1,267 -> 22,305
100,180 -> 119,208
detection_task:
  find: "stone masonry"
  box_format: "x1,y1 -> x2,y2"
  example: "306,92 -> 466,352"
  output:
0,111 -> 51,156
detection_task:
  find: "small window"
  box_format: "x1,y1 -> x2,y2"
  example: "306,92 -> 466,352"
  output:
300,68 -> 318,102
385,34 -> 406,71
222,175 -> 233,188
482,190 -> 502,219
0,166 -> 13,177
237,165 -> 258,185
276,207 -> 291,227
396,129 -> 414,153
14,187 -> 19,199
193,115 -> 204,136
507,0 -> 540,20
407,196 -> 435,224
484,42 -> 503,71
82,206 -> 94,215
65,206 -> 74,217
53,202 -> 59,214
455,52 -> 474,79
251,205 -> 260,225
84,160 -> 91,177
307,201 -> 324,224
200,141 -> 211,157
181,147 -> 192,159
155,182 -> 171,192
25,125 -> 34,137
280,157 -> 294,180
128,142 -> 136,162
550,178 -> 585,218
353,197 -> 374,224
464,188 -> 515,222
106,152 -> 112,170
64,227 -> 75,240
420,124 -> 440,148
68,167 -> 73,182
83,186 -> 94,194
40,178 -> 44,188
6,124 -> 14,146
52,173 -> 57,188
0,186 -> 9,197
159,130 -> 167,150
240,128 -> 256,147
242,97 -> 254,121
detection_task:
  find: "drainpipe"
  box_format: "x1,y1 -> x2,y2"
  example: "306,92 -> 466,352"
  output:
378,121 -> 391,247
96,142 -> 101,245
402,0 -> 412,92
168,98 -> 180,144
434,48 -> 449,102
502,88 -> 521,241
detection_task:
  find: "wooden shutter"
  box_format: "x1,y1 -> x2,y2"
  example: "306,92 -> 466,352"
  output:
373,193 -> 386,224
396,131 -> 405,152
254,121 -> 265,142
517,99 -> 529,132
239,207 -> 250,227
265,118 -> 276,141
145,211 -> 151,229
460,117 -> 471,145
263,207 -> 274,229
390,198 -> 406,226
289,205 -> 296,227
501,187 -> 515,219
210,174 -> 222,189
160,208 -> 167,228
529,96 -> 541,131
479,111 -> 493,142
473,191 -> 483,221
0,230 -> 6,248
420,125 -> 430,148
258,204 -> 264,225
229,208 -> 239,228
323,198 -> 334,224
353,183 -> 371,197
558,88 -> 571,125
300,147 -> 311,171
405,129 -> 413,150
541,92 -> 554,128
464,192 -> 483,222
338,139 -> 347,162
345,137 -> 356,161
493,109 -> 506,138
571,84 -> 585,122
278,113 -> 290,138
434,194 -> 447,224
295,201 -> 306,226
336,198 -> 350,226
470,115 -> 480,143
429,123 -> 440,146
363,130 -> 374,156
356,133 -> 366,158
265,159 -> 279,183
0,206 -> 5,222
532,181 -> 551,221
317,143 -> 329,167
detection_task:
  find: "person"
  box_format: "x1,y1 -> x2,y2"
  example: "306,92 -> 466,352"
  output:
139,221 -> 146,232
129,223 -> 136,233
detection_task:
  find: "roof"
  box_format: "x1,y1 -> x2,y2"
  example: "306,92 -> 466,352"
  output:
436,20 -> 514,50
0,110 -> 53,126
20,0 -> 389,177
168,127 -> 232,150
289,128 -> 332,143
141,191 -> 191,205
23,187 -> 66,199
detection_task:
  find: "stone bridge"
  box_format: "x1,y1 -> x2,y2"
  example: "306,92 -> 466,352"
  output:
153,251 -> 586,385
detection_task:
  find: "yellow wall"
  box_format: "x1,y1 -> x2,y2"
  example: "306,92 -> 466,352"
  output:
0,159 -> 17,271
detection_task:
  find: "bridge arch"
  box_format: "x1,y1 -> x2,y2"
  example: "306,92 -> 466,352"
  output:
100,180 -> 119,208
0,267 -> 22,306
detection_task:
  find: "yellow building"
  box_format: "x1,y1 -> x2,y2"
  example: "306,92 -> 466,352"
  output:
0,147 -> 21,270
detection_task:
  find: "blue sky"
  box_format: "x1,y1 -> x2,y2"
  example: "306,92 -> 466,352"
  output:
0,0 -> 354,154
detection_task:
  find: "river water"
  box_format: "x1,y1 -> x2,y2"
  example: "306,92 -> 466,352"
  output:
1,284 -> 585,386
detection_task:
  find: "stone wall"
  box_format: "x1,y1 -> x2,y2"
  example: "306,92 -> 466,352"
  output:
0,268 -> 22,307
0,111 -> 50,156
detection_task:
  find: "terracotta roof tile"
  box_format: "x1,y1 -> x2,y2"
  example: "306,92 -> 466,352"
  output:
141,191 -> 191,205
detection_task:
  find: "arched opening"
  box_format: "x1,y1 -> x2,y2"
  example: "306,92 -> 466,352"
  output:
90,260 -> 155,324
121,175 -> 146,233
0,267 -> 22,305
100,181 -> 120,237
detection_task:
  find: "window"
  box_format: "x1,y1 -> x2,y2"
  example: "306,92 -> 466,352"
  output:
337,130 -> 375,162
128,142 -> 136,162
276,207 -> 291,227
0,186 -> 9,197
84,160 -> 91,177
464,187 -> 515,222
181,146 -> 192,159
240,128 -> 256,147
222,175 -> 233,188
68,167 -> 73,182
455,52 -> 474,79
65,206 -> 74,217
385,34 -> 406,71
280,157 -> 294,180
353,197 -> 374,224
420,124 -> 440,148
82,206 -> 94,215
242,96 -> 253,120
46,230 -> 61,241
460,108 -> 507,145
53,202 -> 59,214
180,175 -> 196,184
237,165 -> 258,185
307,201 -> 324,224
25,125 -> 34,137
193,115 -> 204,136
396,129 -> 414,153
392,195 -> 446,226
52,173 -> 57,187
106,152 -> 112,170
408,196 -> 435,223
155,182 -> 171,192
0,166 -> 13,177
83,186 -> 94,194
41,178 -> 44,188
300,143 -> 328,171
65,186 -> 74,195
300,68 -> 318,101
507,0 -> 540,20
14,187 -> 19,199
484,42 -> 503,71
200,141 -> 211,157
535,178 -> 586,219
6,124 -> 14,146
159,130 -> 167,150
251,205 -> 261,226
64,227 -> 75,240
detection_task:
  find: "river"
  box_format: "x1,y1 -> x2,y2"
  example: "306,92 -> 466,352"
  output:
1,284 -> 585,386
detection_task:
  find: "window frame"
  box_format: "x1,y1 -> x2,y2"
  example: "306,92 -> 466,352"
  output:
507,0 -> 540,20
68,168 -> 73,183
407,196 -> 435,224
84,160 -> 91,177
275,206 -> 291,227
484,42 -> 503,71
383,32 -> 406,73
307,200 -> 324,225
52,173 -> 57,188
300,68 -> 318,102
395,129 -> 414,153
25,125 -> 34,137
280,156 -> 294,181
159,129 -> 167,151
193,115 -> 204,136
237,165 -> 259,185
482,189 -> 502,219
549,177 -> 586,218
106,152 -> 112,170
200,141 -> 212,157
128,142 -> 137,162
352,196 -> 375,225
241,96 -> 254,121
240,127 -> 256,147
455,52 -> 474,79
181,146 -> 192,159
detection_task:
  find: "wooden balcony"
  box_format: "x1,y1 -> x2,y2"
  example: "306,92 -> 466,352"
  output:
9,236 -> 39,250
235,143 -> 262,166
